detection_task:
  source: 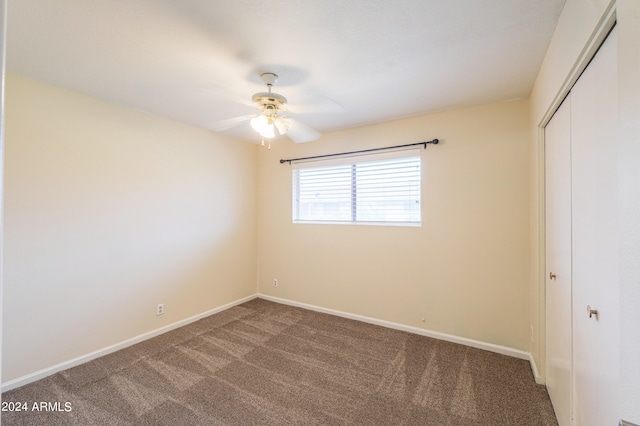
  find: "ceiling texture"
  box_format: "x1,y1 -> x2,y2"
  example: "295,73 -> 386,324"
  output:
7,0 -> 566,143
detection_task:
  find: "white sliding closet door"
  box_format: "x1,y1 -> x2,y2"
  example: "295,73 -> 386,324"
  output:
570,27 -> 619,426
545,26 -> 619,426
545,97 -> 572,426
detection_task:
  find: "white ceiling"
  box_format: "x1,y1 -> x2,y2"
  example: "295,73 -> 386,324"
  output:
6,0 -> 566,143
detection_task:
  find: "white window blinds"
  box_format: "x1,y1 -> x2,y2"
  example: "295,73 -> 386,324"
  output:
292,151 -> 421,225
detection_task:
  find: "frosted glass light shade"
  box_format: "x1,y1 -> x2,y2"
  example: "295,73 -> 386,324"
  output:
250,114 -> 275,138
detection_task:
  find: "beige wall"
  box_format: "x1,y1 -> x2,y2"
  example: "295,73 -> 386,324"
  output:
2,74 -> 258,382
257,99 -> 531,351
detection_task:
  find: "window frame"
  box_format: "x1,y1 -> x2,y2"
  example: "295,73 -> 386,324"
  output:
291,149 -> 422,227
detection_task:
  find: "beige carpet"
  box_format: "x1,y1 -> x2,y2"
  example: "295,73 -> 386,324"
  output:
2,298 -> 558,425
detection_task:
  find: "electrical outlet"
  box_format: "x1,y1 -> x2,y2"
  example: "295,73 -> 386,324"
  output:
157,303 -> 165,316
273,279 -> 278,288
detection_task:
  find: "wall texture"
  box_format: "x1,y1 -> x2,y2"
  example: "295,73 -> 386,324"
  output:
2,74 -> 258,382
257,99 -> 531,351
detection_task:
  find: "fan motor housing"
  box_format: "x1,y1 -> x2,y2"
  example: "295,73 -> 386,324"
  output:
252,91 -> 287,111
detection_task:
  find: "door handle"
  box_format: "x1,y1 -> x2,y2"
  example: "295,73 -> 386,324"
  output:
549,272 -> 557,280
587,305 -> 598,319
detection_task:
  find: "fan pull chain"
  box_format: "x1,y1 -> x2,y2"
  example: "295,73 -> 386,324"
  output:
259,136 -> 272,150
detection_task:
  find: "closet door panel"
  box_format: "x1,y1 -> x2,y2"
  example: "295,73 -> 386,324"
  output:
570,27 -> 619,426
545,97 -> 572,426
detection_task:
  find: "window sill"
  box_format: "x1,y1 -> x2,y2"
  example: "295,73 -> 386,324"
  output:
292,220 -> 421,228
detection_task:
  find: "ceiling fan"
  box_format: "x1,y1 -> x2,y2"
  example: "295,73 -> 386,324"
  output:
213,72 -> 332,146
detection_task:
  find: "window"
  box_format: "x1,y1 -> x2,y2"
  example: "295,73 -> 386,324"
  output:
292,151 -> 421,226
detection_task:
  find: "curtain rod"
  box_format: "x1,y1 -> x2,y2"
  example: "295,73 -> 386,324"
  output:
279,139 -> 439,164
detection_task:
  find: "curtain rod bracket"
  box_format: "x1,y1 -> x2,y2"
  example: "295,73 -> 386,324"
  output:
280,138 -> 439,164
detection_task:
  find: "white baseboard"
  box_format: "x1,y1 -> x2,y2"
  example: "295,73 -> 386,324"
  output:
529,353 -> 544,384
258,294 -> 531,361
3,292 -> 539,392
1,293 -> 259,392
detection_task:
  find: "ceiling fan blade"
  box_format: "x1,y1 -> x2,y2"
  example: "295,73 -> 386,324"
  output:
287,118 -> 321,143
286,96 -> 344,115
228,93 -> 255,109
210,114 -> 254,132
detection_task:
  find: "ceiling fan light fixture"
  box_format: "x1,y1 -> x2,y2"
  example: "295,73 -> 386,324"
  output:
250,114 -> 275,138
260,123 -> 275,139
274,116 -> 291,135
250,114 -> 268,132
